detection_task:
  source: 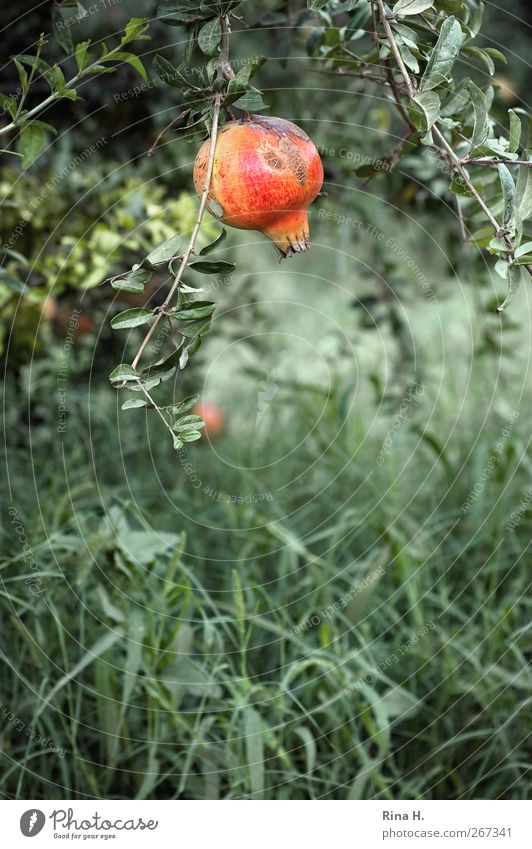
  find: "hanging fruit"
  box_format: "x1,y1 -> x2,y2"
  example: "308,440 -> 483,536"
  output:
194,115 -> 323,259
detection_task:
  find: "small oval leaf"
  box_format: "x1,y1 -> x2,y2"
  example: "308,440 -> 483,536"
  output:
189,260 -> 235,274
111,308 -> 154,329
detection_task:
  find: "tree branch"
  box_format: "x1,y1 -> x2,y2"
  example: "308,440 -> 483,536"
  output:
130,16 -> 232,372
373,0 -> 532,284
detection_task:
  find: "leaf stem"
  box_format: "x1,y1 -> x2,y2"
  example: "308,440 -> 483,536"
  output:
138,383 -> 175,437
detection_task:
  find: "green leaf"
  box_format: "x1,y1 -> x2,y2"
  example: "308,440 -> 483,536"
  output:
508,110 -> 521,154
171,301 -> 216,320
225,77 -> 247,103
307,0 -> 329,9
122,398 -> 151,410
346,0 -> 372,35
75,40 -> 92,73
398,42 -> 419,74
109,363 -> 140,383
177,318 -> 212,339
420,16 -> 463,92
515,241 -> 532,259
462,47 -> 494,76
16,53 -> 52,76
112,266 -> 152,293
157,0 -> 207,24
516,150 -> 532,220
179,333 -> 204,368
498,164 -> 516,231
173,414 -> 205,432
180,430 -> 202,442
42,64 -> 68,94
497,266 -> 520,313
0,94 -> 17,119
153,54 -> 181,87
394,0 -> 434,15
189,260 -> 235,274
53,8 -> 74,55
19,121 -> 47,168
172,434 -> 184,450
110,308 -> 154,329
469,1 -> 484,37
13,59 -> 29,93
141,344 -> 185,378
0,271 -> 26,293
147,233 -> 181,265
119,17 -> 150,46
198,18 -> 221,56
408,91 -> 440,134
449,173 -> 472,197
233,88 -> 268,112
113,51 -> 148,81
232,569 -> 245,637
128,376 -> 161,392
170,394 -> 200,414
391,22 -> 419,48
244,707 -> 264,799
484,47 -> 506,64
199,228 -> 227,256
232,56 -> 267,85
464,80 -> 489,154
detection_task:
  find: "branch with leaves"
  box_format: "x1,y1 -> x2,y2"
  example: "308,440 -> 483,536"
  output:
108,1 -> 267,450
0,19 -> 150,167
307,0 -> 532,310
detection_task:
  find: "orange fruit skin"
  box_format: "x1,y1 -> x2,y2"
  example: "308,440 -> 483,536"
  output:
192,401 -> 225,440
193,115 -> 323,258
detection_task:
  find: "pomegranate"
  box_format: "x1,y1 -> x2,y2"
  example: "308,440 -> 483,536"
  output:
194,115 -> 323,258
192,400 -> 225,440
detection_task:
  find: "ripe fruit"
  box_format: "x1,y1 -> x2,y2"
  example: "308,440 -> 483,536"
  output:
194,115 -> 323,258
192,400 -> 225,440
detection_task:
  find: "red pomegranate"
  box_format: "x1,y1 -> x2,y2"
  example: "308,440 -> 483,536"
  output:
194,115 -> 323,258
192,400 -> 225,440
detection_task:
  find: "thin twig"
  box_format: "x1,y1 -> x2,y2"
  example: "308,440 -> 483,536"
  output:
147,109 -> 190,157
383,59 -> 412,126
432,126 -> 504,236
131,94 -> 221,370
130,16 -> 231,372
463,158 -> 532,167
374,0 -> 415,98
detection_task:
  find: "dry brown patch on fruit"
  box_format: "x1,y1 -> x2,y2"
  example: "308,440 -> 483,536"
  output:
279,136 -> 307,185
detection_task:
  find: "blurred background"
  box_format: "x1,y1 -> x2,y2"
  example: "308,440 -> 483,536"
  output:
0,0 -> 531,800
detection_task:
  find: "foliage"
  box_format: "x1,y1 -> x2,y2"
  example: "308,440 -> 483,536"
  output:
0,19 -> 150,168
0,17 -> 155,358
301,0 -> 532,307
0,165 -> 216,359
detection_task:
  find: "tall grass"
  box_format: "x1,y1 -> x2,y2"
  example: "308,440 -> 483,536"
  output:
1,315 -> 530,798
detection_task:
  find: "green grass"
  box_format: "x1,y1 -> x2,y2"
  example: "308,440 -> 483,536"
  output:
1,298 -> 531,799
